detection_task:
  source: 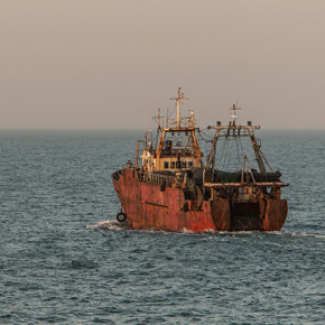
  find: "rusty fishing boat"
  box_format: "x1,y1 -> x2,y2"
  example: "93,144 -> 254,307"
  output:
112,88 -> 288,232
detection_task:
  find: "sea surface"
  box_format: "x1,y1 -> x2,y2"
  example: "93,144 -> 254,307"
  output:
1,129 -> 325,325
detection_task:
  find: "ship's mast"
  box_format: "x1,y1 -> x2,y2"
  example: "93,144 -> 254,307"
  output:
230,103 -> 241,126
170,87 -> 188,128
153,108 -> 163,130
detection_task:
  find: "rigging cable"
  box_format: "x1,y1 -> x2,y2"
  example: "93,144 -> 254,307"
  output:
221,138 -> 230,170
235,137 -> 241,166
227,137 -> 236,171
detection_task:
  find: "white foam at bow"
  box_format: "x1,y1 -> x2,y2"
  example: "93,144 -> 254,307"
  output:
86,220 -> 129,231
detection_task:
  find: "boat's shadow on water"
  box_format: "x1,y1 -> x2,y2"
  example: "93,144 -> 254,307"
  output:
86,220 -> 325,238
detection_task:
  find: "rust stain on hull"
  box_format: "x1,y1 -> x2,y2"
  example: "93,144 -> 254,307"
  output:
112,168 -> 288,232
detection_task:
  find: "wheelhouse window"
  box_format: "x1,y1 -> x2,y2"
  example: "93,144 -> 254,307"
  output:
171,162 -> 176,168
182,161 -> 186,168
164,162 -> 169,169
161,130 -> 197,158
187,161 -> 193,168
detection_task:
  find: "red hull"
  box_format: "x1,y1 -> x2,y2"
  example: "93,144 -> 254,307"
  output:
112,168 -> 288,232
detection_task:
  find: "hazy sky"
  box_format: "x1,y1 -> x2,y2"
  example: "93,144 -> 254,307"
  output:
1,0 -> 325,130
